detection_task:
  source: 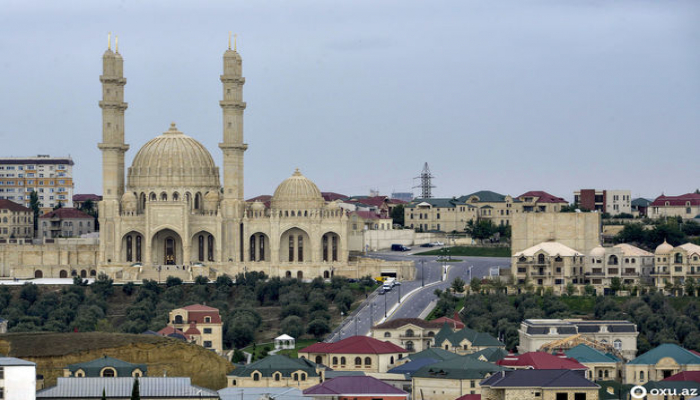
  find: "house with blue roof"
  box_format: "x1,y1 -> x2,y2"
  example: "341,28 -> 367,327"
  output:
565,344 -> 621,382
625,344 -> 700,385
433,325 -> 505,355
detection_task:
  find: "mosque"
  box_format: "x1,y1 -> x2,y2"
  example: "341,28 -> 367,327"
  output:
0,37 -> 413,282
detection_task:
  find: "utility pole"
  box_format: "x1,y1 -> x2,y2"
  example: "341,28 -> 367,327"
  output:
421,259 -> 425,287
413,162 -> 436,199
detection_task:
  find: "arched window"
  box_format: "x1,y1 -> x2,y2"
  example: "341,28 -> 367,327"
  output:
293,373 -> 299,381
298,236 -> 304,262
323,234 -> 329,261
90,269 -> 97,276
80,270 -> 87,278
139,193 -> 146,211
250,235 -> 256,261
35,270 -> 43,278
126,235 -> 133,262
173,192 -> 179,201
259,235 -> 265,261
174,315 -> 183,324
613,339 -> 622,350
60,270 -> 68,278
136,235 -> 142,262
101,368 -> 116,377
323,270 -> 330,279
289,235 -> 294,262
537,254 -> 546,264
274,373 -> 281,381
297,271 -> 303,280
71,270 -> 77,277
253,372 -> 260,381
640,371 -> 644,382
332,235 -> 338,262
406,341 -> 414,351
354,357 -> 362,367
194,193 -> 202,210
384,332 -> 391,338
198,235 -> 205,262
609,255 -> 618,265
675,253 -> 683,264
406,329 -> 414,337
160,192 -> 167,201
208,235 -> 214,262
341,357 -> 346,366
285,271 -> 291,278
554,256 -> 563,262
604,370 -> 609,378
315,356 -> 323,364
332,356 -> 338,365
364,357 -> 371,366
205,317 -> 211,323
427,331 -> 435,337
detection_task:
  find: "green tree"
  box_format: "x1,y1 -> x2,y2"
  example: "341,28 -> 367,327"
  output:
307,319 -> 330,339
584,284 -> 596,296
470,278 -> 481,293
390,204 -> 405,227
686,277 -> 697,297
131,377 -> 140,400
280,316 -> 304,339
610,277 -> 622,294
451,277 -> 466,293
465,219 -> 495,242
29,190 -> 41,234
165,276 -> 183,287
565,283 -> 575,296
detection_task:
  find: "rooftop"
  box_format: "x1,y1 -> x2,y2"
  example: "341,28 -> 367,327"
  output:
37,377 -> 218,398
39,207 -> 93,220
629,343 -> 700,365
303,376 -> 408,397
0,357 -> 35,367
518,191 -> 568,203
497,352 -> 587,370
228,355 -> 319,378
373,318 -> 447,330
300,336 -> 407,355
513,242 -> 583,258
481,369 -> 599,389
0,199 -> 31,212
412,356 -> 506,380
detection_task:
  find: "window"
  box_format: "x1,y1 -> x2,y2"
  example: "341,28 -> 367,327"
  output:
204,328 -> 212,334
355,357 -> 362,367
384,332 -> 391,338
204,316 -> 211,323
574,394 -> 587,400
332,357 -> 338,365
253,373 -> 260,381
613,339 -> 622,350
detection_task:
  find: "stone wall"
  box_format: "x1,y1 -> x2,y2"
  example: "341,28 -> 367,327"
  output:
511,212 -> 601,255
0,239 -> 99,278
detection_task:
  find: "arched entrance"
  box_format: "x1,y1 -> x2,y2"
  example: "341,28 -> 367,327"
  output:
192,231 -> 216,263
249,232 -> 270,262
322,232 -> 341,262
80,270 -> 87,278
59,270 -> 68,278
35,270 -> 43,278
122,231 -> 144,263
152,229 -> 183,265
280,228 -> 311,263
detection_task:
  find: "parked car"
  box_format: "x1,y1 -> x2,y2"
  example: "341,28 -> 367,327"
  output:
378,288 -> 386,295
391,244 -> 411,251
420,243 -> 435,248
431,241 -> 445,246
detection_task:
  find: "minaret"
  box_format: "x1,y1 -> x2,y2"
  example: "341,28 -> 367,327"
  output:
219,34 -> 248,263
98,33 -> 129,200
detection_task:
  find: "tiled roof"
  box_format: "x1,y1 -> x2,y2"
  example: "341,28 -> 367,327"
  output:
406,198 -> 461,209
350,210 -> 390,220
513,242 -> 583,257
651,193 -> 700,207
343,196 -> 390,208
613,243 -> 653,257
455,395 -> 481,400
228,355 -> 319,377
321,192 -> 348,201
664,371 -> 700,383
629,343 -> 700,365
497,352 -> 587,370
466,348 -> 509,363
518,191 -> 568,203
0,357 -> 35,366
387,358 -> 440,375
300,336 -> 407,355
374,318 -> 447,330
66,356 -> 146,377
461,190 -> 509,203
157,326 -> 185,337
36,377 -> 218,398
303,376 -> 408,397
631,198 -> 652,207
182,304 -> 219,312
445,327 -> 505,348
431,315 -> 465,329
0,199 -> 31,212
184,324 -> 201,335
481,369 -> 598,389
412,356 -> 506,380
39,208 -> 92,219
73,194 -> 102,202
565,344 -> 619,364
409,348 -> 460,362
678,243 -> 700,256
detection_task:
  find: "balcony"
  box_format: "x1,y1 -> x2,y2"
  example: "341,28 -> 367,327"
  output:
622,272 -> 639,276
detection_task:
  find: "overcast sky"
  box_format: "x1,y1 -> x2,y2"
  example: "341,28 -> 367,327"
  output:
1,0 -> 698,201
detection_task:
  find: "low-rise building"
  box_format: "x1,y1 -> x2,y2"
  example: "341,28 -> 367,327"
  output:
371,318 -> 448,353
167,304 -> 223,354
516,191 -> 568,213
652,241 -> 700,293
433,324 -> 506,355
479,369 -> 600,400
518,319 -> 638,361
348,211 -> 393,233
411,356 -> 507,400
586,244 -> 654,292
303,376 -> 409,400
37,377 -> 219,399
512,242 -> 586,292
72,194 -> 102,209
38,208 -> 94,238
648,193 -> 700,220
64,356 -> 146,378
298,336 -> 408,373
496,352 -> 588,373
219,387 -> 305,400
0,357 -> 36,400
227,355 -> 323,389
0,199 -> 33,240
565,344 -> 621,382
625,344 -> 700,385
631,198 -> 652,217
574,189 -> 631,216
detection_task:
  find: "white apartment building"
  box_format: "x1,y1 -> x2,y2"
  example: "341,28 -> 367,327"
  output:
573,189 -> 631,216
0,357 -> 37,400
0,155 -> 75,212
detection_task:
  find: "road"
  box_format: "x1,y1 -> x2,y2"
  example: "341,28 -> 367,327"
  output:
327,248 -> 509,342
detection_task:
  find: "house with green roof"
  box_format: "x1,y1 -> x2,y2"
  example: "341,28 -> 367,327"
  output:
64,356 -> 147,378
412,356 -> 507,400
565,344 -> 620,382
434,325 -> 505,355
465,347 -> 508,363
227,355 -> 323,389
408,347 -> 460,362
625,344 -> 700,385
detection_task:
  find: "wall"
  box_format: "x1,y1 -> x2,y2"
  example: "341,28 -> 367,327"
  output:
0,239 -> 99,278
412,377 -> 481,400
511,213 -> 601,255
3,364 -> 36,400
348,230 -> 444,252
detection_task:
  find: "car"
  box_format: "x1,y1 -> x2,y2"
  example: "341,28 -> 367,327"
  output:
378,288 -> 386,295
391,244 -> 411,251
420,243 -> 435,248
393,281 -> 401,286
431,241 -> 445,246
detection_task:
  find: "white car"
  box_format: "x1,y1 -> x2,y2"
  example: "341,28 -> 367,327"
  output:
431,241 -> 445,246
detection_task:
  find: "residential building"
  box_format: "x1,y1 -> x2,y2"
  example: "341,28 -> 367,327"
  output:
37,377 -> 219,399
479,369 -> 600,400
0,357 -> 36,400
640,380 -> 700,400
411,356 -> 506,400
227,355 -> 323,389
648,193 -> 700,220
0,155 -> 75,212
496,352 -> 588,372
349,211 -> 393,232
574,189 -> 631,216
433,324 -> 506,355
72,194 -> 102,209
565,344 -> 621,382
516,191 -> 568,213
631,198 -> 652,217
391,192 -> 413,203
652,241 -> 700,292
431,315 -> 465,329
64,356 -> 146,378
303,376 -> 409,400
511,242 -> 586,292
0,199 -> 33,240
625,344 -> 700,385
38,208 -> 95,238
518,319 -> 638,361
298,336 -> 408,373
511,212 -> 601,256
371,318 -> 449,353
167,304 -> 223,354
585,244 -> 654,292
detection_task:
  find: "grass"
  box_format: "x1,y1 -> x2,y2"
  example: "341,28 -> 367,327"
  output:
277,339 -> 319,358
416,246 -> 511,258
241,338 -> 320,360
425,296 -> 466,321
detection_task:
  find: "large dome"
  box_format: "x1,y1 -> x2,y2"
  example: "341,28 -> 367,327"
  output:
127,123 -> 220,191
271,169 -> 325,210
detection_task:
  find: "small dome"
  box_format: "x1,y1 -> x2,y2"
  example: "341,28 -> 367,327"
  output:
655,240 -> 674,254
325,200 -> 340,210
590,246 -> 606,257
127,123 -> 220,192
121,191 -> 137,212
271,169 -> 325,210
251,201 -> 266,211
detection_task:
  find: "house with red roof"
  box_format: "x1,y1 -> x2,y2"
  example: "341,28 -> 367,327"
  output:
38,207 -> 95,238
371,318 -> 452,353
0,199 -> 34,240
298,336 -> 408,373
649,192 -> 700,220
167,304 -> 223,354
663,370 -> 700,384
497,351 -> 588,372
303,376 -> 408,400
517,191 -> 568,213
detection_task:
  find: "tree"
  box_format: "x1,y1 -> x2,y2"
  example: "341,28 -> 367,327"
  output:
686,277 -> 697,297
465,219 -> 495,242
131,378 -> 140,400
280,316 -> 304,339
29,190 -> 41,234
584,284 -> 596,296
565,283 -> 575,296
451,277 -> 466,293
470,278 -> 481,293
165,276 -> 183,287
194,275 -> 209,285
307,319 -> 330,339
610,277 -> 622,295
390,204 -> 405,227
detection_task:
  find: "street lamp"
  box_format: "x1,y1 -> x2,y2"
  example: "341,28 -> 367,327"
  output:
421,259 -> 425,287
398,283 -> 402,303
355,316 -> 360,336
384,290 -> 388,318
468,266 -> 473,283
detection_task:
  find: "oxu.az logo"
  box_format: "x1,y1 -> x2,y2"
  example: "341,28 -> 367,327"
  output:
630,385 -> 699,399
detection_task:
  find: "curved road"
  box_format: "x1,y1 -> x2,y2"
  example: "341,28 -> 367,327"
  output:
328,249 -> 509,341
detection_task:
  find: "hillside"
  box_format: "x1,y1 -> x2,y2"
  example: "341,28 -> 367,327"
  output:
0,332 -> 233,389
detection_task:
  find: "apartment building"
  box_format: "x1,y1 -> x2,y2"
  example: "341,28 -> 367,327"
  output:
574,189 -> 631,216
0,357 -> 37,400
0,155 -> 74,212
648,193 -> 700,220
652,241 -> 700,292
0,199 -> 33,240
585,244 -> 654,292
167,304 -> 223,354
38,208 -> 95,238
516,191 -> 568,213
511,242 -> 586,292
